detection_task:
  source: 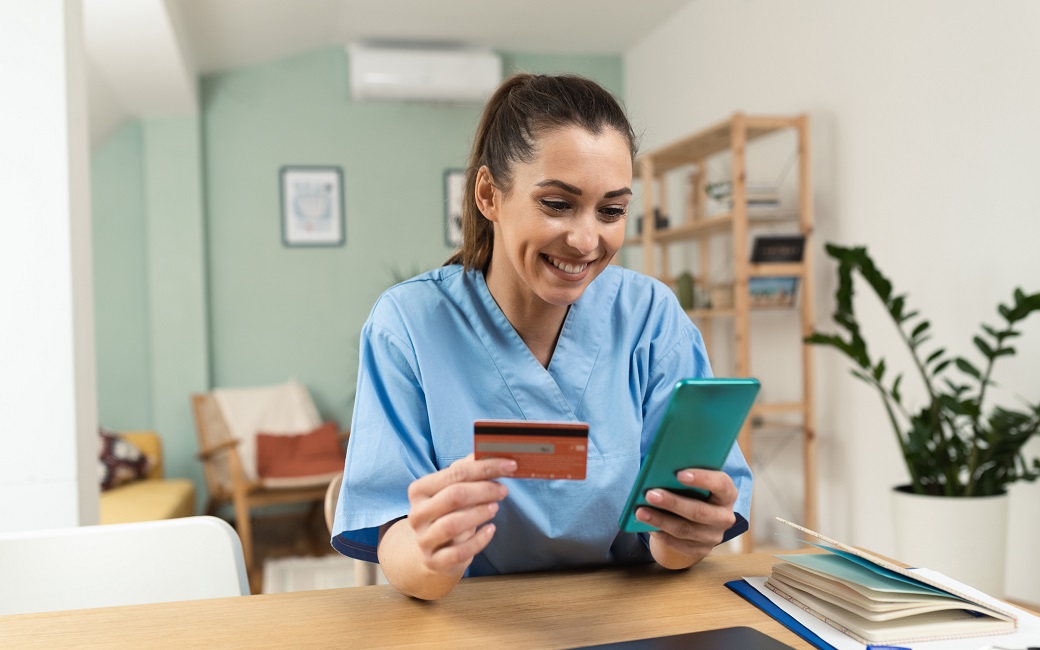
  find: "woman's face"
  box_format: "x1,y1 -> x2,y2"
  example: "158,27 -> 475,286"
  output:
478,125 -> 632,311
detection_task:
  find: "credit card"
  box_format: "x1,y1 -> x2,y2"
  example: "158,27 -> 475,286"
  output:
473,420 -> 589,480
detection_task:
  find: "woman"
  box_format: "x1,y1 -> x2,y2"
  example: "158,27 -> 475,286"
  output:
332,73 -> 752,600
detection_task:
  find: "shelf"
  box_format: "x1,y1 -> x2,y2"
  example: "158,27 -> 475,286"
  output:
637,115 -> 800,176
749,263 -> 804,277
625,211 -> 800,246
626,113 -> 815,545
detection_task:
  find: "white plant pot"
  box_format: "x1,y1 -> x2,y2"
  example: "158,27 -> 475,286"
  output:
891,487 -> 1008,597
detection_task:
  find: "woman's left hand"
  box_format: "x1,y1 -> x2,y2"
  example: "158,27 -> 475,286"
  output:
635,468 -> 738,569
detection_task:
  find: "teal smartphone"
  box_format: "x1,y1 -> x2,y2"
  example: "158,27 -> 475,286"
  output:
618,377 -> 760,533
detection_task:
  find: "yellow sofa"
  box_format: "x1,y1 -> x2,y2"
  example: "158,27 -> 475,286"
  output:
99,431 -> 196,525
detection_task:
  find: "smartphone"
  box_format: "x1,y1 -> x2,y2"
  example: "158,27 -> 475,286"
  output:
618,377 -> 760,533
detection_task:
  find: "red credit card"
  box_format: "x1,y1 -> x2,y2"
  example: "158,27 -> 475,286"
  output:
473,420 -> 589,480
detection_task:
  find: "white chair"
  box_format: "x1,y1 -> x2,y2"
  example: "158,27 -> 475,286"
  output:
0,516 -> 249,615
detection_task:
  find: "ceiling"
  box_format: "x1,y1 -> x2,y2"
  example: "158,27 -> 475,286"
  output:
83,0 -> 690,146
178,0 -> 691,74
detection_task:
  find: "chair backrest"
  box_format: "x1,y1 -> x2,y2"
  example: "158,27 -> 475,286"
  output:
0,516 -> 250,615
324,472 -> 343,534
192,392 -> 238,497
195,380 -> 322,487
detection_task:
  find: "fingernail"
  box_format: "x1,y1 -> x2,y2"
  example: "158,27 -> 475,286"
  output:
678,470 -> 695,483
488,502 -> 499,514
501,460 -> 518,472
646,489 -> 664,504
636,508 -> 651,521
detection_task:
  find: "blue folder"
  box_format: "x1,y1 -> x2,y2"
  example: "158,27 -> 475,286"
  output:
725,579 -> 838,650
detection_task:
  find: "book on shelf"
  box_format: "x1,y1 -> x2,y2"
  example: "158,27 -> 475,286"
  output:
765,518 -> 1017,645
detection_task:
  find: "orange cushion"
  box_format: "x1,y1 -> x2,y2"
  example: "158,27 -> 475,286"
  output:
255,422 -> 345,479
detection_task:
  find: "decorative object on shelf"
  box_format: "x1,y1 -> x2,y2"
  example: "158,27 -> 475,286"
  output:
704,180 -> 780,216
748,277 -> 798,308
805,243 -> 1040,595
444,168 -> 466,247
709,283 -> 734,309
280,166 -> 345,247
750,235 -> 805,263
634,209 -> 669,235
676,272 -> 695,310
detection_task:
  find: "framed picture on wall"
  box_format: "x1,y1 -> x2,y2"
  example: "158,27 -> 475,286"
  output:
444,168 -> 466,248
280,166 -> 345,247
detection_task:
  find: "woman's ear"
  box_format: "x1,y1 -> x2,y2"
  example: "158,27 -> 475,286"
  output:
474,166 -> 498,223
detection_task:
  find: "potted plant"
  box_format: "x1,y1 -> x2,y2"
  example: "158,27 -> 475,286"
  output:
806,243 -> 1040,595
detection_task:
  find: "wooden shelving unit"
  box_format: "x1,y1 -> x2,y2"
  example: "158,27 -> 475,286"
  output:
626,113 -> 817,550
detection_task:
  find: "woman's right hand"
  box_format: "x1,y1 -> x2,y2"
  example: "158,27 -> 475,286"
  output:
404,454 -> 516,579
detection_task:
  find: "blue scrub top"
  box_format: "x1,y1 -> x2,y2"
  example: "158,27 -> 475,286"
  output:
332,264 -> 752,576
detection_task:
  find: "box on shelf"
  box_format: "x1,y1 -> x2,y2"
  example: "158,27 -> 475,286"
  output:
750,235 -> 805,263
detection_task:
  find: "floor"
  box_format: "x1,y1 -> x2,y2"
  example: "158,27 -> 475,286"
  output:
247,509 -> 339,594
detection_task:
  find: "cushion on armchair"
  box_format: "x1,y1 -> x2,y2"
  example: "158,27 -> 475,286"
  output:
256,421 -> 345,488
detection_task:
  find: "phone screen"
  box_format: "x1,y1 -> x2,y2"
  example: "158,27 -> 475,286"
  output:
618,377 -> 760,533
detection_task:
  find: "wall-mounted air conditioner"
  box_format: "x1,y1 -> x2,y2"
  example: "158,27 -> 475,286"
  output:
347,43 -> 502,103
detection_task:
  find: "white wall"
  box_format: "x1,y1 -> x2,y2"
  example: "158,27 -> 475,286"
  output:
625,0 -> 1040,601
0,0 -> 98,530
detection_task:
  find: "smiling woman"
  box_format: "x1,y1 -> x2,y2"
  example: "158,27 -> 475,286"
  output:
330,73 -> 754,602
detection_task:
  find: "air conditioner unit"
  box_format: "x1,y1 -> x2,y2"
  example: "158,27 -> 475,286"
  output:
347,44 -> 502,103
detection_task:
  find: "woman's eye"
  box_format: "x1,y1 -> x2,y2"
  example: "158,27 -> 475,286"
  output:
600,206 -> 628,220
541,199 -> 571,212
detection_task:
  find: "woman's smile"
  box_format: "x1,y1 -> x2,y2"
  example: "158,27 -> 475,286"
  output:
542,253 -> 591,279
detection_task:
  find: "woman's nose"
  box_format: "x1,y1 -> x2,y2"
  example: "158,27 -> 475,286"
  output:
565,216 -> 597,253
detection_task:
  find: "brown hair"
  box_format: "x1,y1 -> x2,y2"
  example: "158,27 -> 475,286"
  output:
445,73 -> 638,270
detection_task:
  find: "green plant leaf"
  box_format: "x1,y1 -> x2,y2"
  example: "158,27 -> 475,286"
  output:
955,358 -> 982,379
973,336 -> 995,359
911,321 -> 930,339
806,242 -> 1040,497
874,359 -> 886,381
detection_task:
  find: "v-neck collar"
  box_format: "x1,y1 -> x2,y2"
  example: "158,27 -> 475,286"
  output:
466,269 -> 620,421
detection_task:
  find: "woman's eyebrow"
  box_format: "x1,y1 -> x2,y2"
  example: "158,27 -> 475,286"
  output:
536,179 -> 633,199
536,179 -> 583,195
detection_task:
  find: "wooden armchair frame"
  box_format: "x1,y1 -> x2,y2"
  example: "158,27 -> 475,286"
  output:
191,393 -> 335,590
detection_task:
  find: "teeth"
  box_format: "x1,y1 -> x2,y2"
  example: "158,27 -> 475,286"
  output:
548,256 -> 588,274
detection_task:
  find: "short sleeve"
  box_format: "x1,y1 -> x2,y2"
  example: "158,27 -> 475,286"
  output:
331,310 -> 436,563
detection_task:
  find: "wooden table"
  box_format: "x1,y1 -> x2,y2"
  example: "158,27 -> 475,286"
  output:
1,552 -> 809,649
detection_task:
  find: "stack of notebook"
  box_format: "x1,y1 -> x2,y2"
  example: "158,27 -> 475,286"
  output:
757,519 -> 1017,646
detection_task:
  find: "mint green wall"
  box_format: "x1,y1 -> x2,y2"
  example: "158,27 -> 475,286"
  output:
141,117 -> 210,490
92,121 -> 152,430
91,47 -> 622,489
91,117 -> 210,495
201,47 -> 624,427
500,52 -> 623,95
